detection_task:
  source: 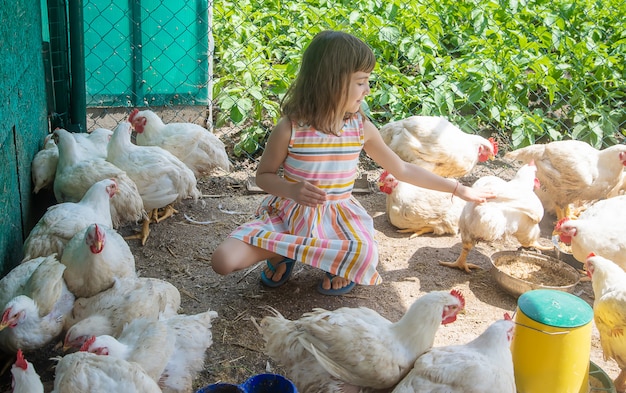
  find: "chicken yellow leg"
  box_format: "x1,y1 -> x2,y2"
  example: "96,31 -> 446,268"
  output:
155,204 -> 178,223
398,226 -> 435,239
124,205 -> 177,246
124,218 -> 151,246
439,242 -> 480,273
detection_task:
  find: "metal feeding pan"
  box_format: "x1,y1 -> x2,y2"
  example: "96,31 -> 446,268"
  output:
490,250 -> 580,298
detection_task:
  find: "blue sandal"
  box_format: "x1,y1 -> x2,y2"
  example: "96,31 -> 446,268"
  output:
317,272 -> 356,295
260,258 -> 295,288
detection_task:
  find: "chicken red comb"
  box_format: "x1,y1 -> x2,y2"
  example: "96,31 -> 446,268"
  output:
450,289 -> 465,308
128,108 -> 139,123
80,336 -> 96,352
554,217 -> 570,231
15,349 -> 27,370
504,312 -> 512,321
488,137 -> 499,156
587,252 -> 596,259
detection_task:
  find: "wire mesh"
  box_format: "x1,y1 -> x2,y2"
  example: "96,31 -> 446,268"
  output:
52,1 -> 626,171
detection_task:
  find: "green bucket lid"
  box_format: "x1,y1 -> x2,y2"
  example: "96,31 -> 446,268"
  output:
517,289 -> 593,328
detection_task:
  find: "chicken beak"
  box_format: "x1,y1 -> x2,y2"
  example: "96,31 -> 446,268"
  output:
0,320 -> 8,331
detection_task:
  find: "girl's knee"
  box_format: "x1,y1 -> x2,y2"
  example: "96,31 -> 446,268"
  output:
211,245 -> 233,275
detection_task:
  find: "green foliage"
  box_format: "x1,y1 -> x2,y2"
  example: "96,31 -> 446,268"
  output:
213,0 -> 626,155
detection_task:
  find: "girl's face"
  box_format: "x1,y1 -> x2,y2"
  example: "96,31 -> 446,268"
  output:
345,71 -> 371,114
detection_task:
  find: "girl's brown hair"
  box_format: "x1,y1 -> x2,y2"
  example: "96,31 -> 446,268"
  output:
280,30 -> 376,134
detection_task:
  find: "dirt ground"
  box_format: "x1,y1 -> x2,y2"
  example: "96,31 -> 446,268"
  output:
0,115 -> 620,391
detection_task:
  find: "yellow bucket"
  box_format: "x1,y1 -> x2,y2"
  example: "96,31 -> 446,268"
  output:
511,289 -> 593,393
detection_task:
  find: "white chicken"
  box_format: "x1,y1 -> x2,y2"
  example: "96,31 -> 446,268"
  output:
440,162 -> 553,272
391,315 -> 516,393
0,257 -> 48,312
157,309 -> 218,393
378,170 -> 466,238
553,196 -> 626,270
53,127 -> 146,229
21,178 -> 116,262
129,108 -> 231,178
31,134 -> 58,194
63,276 -> 181,348
82,309 -> 217,393
255,289 -> 465,393
379,116 -> 498,178
0,256 -> 75,353
80,318 -> 174,383
51,350 -> 162,393
31,128 -> 113,195
584,253 -> 626,392
106,121 -> 201,245
504,140 -> 626,220
10,349 -> 44,393
61,223 -> 136,298
72,127 -> 113,158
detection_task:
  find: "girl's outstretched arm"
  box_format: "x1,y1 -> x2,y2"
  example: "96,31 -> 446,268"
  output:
363,119 -> 494,203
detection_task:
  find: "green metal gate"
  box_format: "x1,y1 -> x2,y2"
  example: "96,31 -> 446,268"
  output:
45,0 -> 210,131
84,0 -> 210,108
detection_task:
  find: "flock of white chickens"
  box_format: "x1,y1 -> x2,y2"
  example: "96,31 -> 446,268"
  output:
3,110 -> 230,392
2,112 -> 626,393
376,116 -> 626,392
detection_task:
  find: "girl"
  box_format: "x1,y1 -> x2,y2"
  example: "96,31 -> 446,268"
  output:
211,30 -> 493,295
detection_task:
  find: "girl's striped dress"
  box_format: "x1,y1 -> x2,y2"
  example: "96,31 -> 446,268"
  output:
228,112 -> 381,285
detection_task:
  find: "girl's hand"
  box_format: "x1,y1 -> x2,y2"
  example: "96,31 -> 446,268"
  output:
290,180 -> 327,207
456,184 -> 496,203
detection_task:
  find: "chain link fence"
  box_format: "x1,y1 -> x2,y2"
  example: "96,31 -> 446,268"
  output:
78,0 -> 625,174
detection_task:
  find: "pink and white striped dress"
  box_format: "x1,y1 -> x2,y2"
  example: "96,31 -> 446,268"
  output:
228,113 -> 381,285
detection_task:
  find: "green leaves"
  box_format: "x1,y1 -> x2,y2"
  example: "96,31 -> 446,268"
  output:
213,0 -> 625,155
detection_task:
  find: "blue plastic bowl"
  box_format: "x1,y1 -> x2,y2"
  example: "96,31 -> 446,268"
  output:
197,373 -> 297,393
240,373 -> 297,393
